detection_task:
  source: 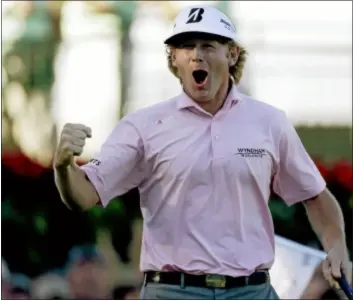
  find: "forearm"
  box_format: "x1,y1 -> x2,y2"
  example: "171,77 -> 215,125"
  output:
54,164 -> 99,211
304,188 -> 346,252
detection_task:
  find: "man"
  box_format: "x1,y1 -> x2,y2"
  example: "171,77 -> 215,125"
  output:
54,5 -> 350,300
64,245 -> 111,299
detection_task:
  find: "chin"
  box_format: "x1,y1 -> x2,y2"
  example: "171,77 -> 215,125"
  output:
191,90 -> 212,103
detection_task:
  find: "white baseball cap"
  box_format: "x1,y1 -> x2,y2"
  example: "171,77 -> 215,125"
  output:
164,5 -> 238,45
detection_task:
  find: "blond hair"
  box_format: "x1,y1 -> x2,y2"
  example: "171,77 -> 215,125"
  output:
166,41 -> 248,85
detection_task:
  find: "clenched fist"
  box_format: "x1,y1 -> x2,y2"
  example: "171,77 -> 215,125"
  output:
54,123 -> 92,168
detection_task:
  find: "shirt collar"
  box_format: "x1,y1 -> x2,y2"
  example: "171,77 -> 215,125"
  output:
176,84 -> 243,113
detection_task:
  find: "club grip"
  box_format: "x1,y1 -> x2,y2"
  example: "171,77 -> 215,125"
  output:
336,273 -> 353,300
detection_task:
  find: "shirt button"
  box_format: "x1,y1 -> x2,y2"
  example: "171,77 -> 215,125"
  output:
215,135 -> 220,140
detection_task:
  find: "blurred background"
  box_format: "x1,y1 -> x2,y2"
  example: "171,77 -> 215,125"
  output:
1,1 -> 352,299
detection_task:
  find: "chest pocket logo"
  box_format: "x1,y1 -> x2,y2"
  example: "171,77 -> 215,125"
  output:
234,148 -> 267,158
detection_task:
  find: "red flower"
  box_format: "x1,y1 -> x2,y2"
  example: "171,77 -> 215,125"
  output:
330,160 -> 353,192
313,158 -> 330,181
2,151 -> 47,178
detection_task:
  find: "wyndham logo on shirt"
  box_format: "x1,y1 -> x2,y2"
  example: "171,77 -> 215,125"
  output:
235,148 -> 267,158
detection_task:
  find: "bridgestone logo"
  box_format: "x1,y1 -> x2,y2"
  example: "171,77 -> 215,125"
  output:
220,19 -> 234,32
235,148 -> 266,158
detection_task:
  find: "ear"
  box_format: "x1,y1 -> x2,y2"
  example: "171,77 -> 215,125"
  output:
170,48 -> 177,67
228,45 -> 240,67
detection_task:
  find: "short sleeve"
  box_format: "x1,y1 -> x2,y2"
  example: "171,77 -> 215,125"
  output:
272,112 -> 326,206
80,118 -> 145,207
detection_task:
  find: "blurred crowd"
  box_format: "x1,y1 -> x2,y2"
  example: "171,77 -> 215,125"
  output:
2,245 -> 141,300
2,151 -> 144,300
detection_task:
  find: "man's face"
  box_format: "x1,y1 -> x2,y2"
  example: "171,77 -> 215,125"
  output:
171,35 -> 237,103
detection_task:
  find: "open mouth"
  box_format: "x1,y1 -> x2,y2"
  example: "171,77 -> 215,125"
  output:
192,70 -> 208,86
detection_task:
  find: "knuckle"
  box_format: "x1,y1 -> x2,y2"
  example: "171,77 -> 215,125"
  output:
64,123 -> 74,130
62,127 -> 72,135
73,138 -> 84,146
62,143 -> 72,152
74,130 -> 86,139
61,134 -> 72,143
76,124 -> 84,129
74,147 -> 83,155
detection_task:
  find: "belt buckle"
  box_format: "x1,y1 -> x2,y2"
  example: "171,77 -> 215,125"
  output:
205,275 -> 226,288
153,272 -> 161,283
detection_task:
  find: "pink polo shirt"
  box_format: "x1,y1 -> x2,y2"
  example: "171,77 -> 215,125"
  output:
81,85 -> 326,277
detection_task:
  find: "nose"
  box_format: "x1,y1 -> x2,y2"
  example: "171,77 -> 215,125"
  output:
191,45 -> 204,63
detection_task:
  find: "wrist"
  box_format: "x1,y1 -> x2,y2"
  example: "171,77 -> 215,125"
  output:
54,157 -> 77,171
322,228 -> 346,252
54,162 -> 69,171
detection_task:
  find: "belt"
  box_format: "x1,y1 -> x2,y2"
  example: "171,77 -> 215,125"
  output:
145,270 -> 270,289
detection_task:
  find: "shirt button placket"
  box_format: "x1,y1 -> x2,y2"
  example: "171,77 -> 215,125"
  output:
211,120 -> 221,159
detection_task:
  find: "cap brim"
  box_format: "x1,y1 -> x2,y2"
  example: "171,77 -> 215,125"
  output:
164,31 -> 232,45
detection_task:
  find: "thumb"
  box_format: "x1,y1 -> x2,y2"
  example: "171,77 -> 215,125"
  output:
69,154 -> 76,167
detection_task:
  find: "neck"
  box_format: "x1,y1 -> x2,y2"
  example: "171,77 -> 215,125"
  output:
198,78 -> 231,115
